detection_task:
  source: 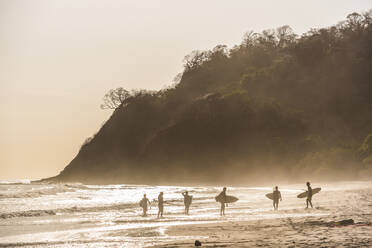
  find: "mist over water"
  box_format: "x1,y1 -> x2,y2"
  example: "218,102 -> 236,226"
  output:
1,180 -> 371,247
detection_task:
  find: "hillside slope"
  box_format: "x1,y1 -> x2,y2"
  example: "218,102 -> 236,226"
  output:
49,11 -> 372,184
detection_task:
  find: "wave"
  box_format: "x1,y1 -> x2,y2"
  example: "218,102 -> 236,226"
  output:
0,179 -> 31,185
0,184 -> 82,199
0,202 -> 139,219
0,210 -> 56,219
0,240 -> 110,248
59,202 -> 139,214
63,183 -> 90,190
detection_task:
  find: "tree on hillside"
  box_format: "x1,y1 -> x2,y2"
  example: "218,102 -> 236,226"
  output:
183,50 -> 211,72
100,87 -> 131,109
358,134 -> 372,160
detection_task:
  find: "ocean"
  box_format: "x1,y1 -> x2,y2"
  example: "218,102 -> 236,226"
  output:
0,180 -> 371,247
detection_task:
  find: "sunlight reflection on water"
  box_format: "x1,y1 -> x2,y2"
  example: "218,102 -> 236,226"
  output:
0,181 -> 371,247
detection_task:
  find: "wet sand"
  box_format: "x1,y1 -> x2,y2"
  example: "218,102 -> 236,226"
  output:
152,215 -> 372,247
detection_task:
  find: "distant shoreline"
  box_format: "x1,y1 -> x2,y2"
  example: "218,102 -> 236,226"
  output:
30,177 -> 372,187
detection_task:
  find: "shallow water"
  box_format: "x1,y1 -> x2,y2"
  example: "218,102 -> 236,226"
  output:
0,180 -> 371,247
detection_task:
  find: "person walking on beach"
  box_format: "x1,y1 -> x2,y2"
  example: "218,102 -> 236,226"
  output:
140,194 -> 151,216
273,186 -> 282,210
217,187 -> 227,216
306,182 -> 313,209
182,191 -> 192,215
157,192 -> 164,218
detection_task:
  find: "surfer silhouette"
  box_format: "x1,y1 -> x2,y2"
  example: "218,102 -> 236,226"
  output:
157,192 -> 164,218
140,194 -> 151,216
217,187 -> 227,216
306,182 -> 313,208
273,186 -> 282,210
182,191 -> 192,215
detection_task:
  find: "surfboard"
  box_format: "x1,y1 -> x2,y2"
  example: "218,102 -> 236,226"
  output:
266,191 -> 282,200
297,187 -> 321,198
139,199 -> 146,207
215,194 -> 239,203
184,195 -> 193,205
265,193 -> 274,200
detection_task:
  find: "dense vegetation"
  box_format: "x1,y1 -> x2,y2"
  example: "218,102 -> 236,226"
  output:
51,11 -> 372,184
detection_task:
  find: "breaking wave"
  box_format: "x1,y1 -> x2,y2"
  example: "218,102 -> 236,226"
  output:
0,184 -> 87,199
0,202 -> 138,219
0,179 -> 31,185
0,210 -> 56,219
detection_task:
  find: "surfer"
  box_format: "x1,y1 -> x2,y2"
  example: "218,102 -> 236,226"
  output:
306,182 -> 313,209
140,194 -> 151,216
182,191 -> 192,215
273,186 -> 282,210
157,192 -> 164,218
217,187 -> 227,216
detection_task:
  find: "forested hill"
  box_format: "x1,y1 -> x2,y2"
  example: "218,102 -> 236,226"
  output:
49,11 -> 372,184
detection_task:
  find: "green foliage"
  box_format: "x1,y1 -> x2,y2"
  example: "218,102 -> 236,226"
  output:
363,155 -> 372,165
293,147 -> 359,180
358,134 -> 372,160
361,134 -> 372,154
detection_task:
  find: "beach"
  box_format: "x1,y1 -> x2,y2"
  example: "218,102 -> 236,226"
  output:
153,213 -> 372,247
0,181 -> 371,247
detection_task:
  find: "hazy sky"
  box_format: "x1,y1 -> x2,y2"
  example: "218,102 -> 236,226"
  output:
1,0 -> 371,180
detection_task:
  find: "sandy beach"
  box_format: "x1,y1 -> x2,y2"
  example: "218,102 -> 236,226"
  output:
152,214 -> 372,247
151,184 -> 372,248
1,181 -> 372,247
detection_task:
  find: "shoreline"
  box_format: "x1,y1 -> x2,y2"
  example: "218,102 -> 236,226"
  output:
29,177 -> 372,188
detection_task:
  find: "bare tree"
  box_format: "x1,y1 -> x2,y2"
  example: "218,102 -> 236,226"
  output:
242,30 -> 259,47
276,25 -> 296,48
172,72 -> 183,84
183,50 -> 211,71
100,87 -> 131,109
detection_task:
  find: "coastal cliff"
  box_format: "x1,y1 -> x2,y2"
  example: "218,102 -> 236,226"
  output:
49,12 -> 372,184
